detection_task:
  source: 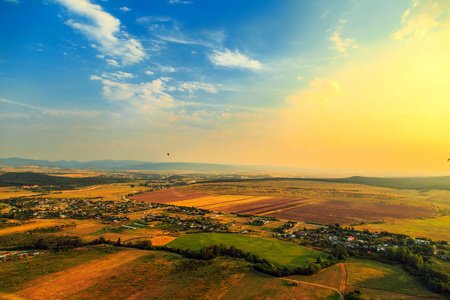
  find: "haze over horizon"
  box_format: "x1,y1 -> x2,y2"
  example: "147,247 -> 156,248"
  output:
1,0 -> 449,175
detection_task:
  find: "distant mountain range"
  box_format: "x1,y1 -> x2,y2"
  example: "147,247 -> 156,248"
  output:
0,157 -> 243,172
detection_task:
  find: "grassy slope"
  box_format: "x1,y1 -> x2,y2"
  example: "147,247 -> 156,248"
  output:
345,259 -> 442,299
166,233 -> 326,268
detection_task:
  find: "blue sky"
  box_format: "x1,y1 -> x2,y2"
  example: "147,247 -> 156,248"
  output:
1,0 -> 449,174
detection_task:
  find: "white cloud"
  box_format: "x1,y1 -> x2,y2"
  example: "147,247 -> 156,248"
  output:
101,71 -> 134,80
4,0 -> 19,3
329,19 -> 359,55
137,16 -> 172,24
106,59 -> 119,66
208,48 -> 263,70
178,82 -> 217,95
145,70 -> 155,76
90,75 -> 177,111
167,0 -> 193,5
55,0 -> 145,66
119,7 -> 132,12
158,65 -> 176,72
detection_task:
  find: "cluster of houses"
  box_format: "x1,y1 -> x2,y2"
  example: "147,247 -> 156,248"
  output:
166,206 -> 211,216
246,217 -> 270,226
21,185 -> 39,189
276,225 -> 438,254
0,251 -> 45,263
140,213 -> 232,232
7,197 -> 154,221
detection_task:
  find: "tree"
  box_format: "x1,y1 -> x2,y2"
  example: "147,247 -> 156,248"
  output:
344,290 -> 366,300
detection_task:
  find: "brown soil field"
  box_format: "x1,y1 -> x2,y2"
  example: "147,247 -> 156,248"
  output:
219,197 -> 312,214
265,200 -> 436,225
130,188 -> 212,203
16,249 -> 148,300
170,195 -> 271,210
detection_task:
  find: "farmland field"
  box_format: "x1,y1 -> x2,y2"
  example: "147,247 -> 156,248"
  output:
221,270 -> 339,300
133,181 -> 441,227
166,232 -> 326,268
1,248 -> 250,300
0,246 -> 121,294
264,199 -> 435,225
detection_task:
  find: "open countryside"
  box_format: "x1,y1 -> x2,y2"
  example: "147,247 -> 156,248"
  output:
0,170 -> 448,299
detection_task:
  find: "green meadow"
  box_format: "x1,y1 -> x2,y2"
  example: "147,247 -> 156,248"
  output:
167,233 -> 326,268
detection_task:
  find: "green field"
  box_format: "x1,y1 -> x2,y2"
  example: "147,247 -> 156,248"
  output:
167,233 -> 327,268
346,259 -> 442,299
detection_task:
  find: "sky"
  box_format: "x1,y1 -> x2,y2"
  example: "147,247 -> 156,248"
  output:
0,0 -> 449,175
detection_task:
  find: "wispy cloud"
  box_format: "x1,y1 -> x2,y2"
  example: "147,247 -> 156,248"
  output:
54,0 -> 145,66
167,0 -> 193,5
0,97 -> 102,117
3,0 -> 19,3
178,81 -> 217,95
119,7 -> 132,12
101,71 -> 134,80
208,49 -> 263,70
329,19 -> 358,55
138,17 -> 224,48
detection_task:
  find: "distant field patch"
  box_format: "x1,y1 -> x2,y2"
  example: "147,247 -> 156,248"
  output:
130,188 -> 211,203
354,216 -> 450,241
151,236 -> 176,245
167,233 -> 326,268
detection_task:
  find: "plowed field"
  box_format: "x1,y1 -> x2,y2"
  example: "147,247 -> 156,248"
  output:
265,200 -> 436,224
